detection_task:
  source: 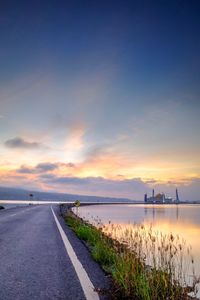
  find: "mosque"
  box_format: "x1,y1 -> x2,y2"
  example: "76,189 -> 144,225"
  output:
144,188 -> 180,204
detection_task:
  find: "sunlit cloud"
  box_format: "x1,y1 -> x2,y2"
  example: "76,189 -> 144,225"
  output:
65,123 -> 86,150
61,122 -> 88,162
1,162 -> 200,200
0,0 -> 199,202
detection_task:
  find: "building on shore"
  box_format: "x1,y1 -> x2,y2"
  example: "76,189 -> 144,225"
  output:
144,189 -> 180,204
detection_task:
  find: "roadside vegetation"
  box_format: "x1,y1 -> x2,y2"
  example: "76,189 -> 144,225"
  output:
64,209 -> 199,300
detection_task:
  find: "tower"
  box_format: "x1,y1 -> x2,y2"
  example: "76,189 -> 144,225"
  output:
175,188 -> 180,203
152,189 -> 155,198
144,193 -> 147,202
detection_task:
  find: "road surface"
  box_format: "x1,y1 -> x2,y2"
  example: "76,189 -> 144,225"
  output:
0,205 -> 108,300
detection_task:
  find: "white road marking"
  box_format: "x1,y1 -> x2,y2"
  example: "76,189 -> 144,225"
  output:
51,207 -> 100,300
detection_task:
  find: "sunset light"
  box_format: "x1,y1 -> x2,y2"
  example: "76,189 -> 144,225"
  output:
0,1 -> 199,200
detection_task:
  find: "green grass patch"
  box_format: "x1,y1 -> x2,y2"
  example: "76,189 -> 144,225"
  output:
64,210 -> 198,300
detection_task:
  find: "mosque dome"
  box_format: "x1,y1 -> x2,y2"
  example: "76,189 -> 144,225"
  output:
155,193 -> 163,199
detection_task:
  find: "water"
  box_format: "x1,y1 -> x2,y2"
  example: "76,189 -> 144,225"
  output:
76,204 -> 200,285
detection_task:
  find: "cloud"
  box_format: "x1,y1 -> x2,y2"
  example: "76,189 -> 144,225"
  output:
1,162 -> 200,200
65,123 -> 86,151
39,174 -> 149,199
65,162 -> 76,168
16,162 -> 75,174
153,177 -> 200,201
37,173 -> 200,201
5,137 -> 41,149
17,166 -> 36,174
46,176 -> 91,185
144,179 -> 158,184
75,143 -> 135,179
36,163 -> 59,172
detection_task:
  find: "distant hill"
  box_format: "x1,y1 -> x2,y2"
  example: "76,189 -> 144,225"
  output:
0,186 -> 135,203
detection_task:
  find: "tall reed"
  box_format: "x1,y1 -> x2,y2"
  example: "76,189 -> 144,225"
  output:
103,223 -> 199,299
65,210 -> 199,299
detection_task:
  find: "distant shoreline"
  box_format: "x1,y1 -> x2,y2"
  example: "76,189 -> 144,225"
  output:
1,200 -> 200,207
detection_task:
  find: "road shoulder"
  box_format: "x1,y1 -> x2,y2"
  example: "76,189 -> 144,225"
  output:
52,205 -> 110,300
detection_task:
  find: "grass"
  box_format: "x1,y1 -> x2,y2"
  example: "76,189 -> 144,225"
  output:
64,209 -> 199,300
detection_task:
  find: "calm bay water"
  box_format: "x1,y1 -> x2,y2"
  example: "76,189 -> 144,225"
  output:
76,204 -> 200,278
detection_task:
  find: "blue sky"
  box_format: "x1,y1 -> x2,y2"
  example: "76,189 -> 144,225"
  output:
0,1 -> 200,200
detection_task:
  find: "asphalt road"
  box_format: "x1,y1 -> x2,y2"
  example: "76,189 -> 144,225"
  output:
0,205 -> 109,300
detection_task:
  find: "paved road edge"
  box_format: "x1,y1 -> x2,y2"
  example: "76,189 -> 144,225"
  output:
51,206 -> 100,300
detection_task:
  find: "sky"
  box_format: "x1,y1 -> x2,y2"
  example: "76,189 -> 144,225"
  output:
0,0 -> 200,200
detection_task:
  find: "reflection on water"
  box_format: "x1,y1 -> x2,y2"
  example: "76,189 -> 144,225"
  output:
76,204 -> 200,278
